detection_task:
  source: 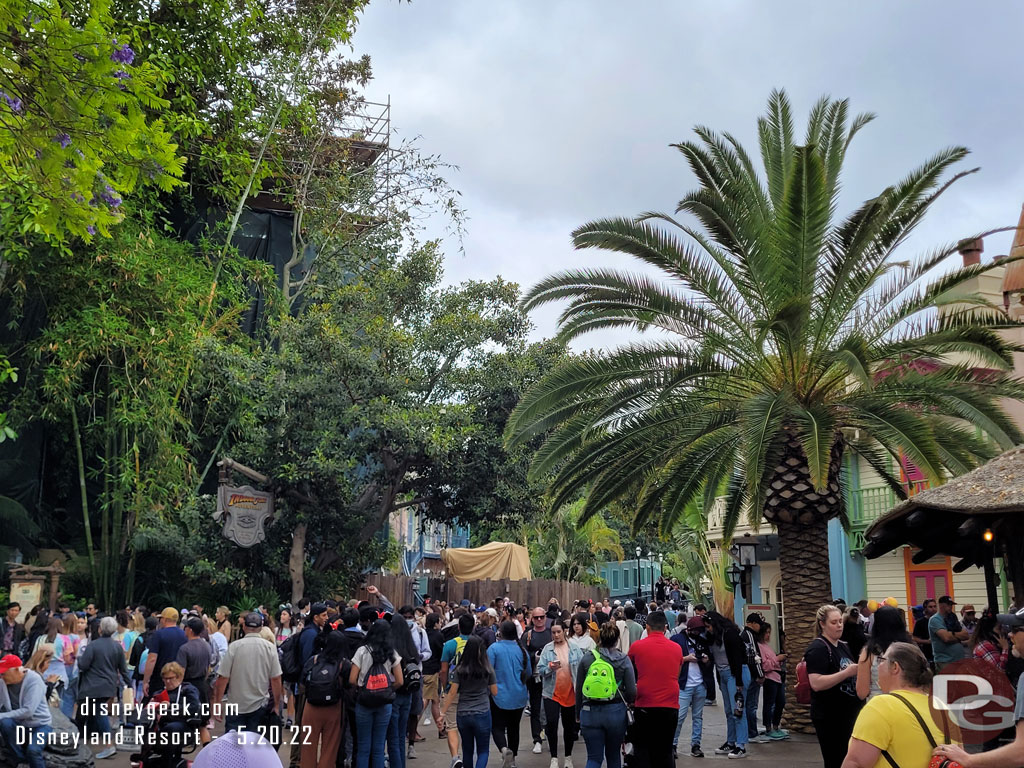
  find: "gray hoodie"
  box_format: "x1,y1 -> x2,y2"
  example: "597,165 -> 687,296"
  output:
574,646 -> 637,718
0,669 -> 52,728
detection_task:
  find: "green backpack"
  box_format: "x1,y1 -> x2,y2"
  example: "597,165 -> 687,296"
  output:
581,648 -> 619,701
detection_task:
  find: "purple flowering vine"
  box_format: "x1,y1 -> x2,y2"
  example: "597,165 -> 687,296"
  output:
54,133 -> 71,148
0,91 -> 23,114
87,226 -> 96,235
110,44 -> 135,66
99,184 -> 122,208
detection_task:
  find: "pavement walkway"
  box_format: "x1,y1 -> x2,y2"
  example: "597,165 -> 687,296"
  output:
92,701 -> 823,767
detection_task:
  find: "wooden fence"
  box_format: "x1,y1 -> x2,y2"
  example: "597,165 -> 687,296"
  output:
351,574 -> 606,610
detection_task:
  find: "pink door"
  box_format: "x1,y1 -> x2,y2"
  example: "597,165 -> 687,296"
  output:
909,569 -> 949,605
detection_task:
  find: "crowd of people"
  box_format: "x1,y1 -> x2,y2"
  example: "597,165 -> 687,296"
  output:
802,597 -> 1024,768
1,590 -> 1024,768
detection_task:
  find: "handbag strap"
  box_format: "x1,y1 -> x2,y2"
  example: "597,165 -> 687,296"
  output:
879,751 -> 901,768
888,692 -> 938,749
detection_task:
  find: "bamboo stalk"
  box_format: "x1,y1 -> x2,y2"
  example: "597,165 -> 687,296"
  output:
70,405 -> 97,591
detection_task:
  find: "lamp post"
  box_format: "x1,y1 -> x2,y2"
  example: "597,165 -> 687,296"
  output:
726,562 -> 744,593
647,550 -> 654,603
635,546 -> 642,601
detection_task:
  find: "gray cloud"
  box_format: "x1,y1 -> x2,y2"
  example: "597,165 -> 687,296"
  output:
353,1 -> 1024,347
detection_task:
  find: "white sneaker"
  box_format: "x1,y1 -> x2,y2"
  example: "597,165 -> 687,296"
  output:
549,759 -> 559,768
533,742 -> 543,754
501,747 -> 515,768
96,746 -> 117,759
565,758 -> 574,768
423,717 -> 431,725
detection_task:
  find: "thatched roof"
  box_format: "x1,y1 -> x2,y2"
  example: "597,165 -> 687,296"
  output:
862,445 -> 1024,568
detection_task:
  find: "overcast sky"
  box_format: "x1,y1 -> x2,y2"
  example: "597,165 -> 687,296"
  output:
351,1 -> 1024,348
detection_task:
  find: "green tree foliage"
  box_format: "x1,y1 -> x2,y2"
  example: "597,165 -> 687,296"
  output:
112,0 -> 370,201
0,356 -> 15,442
231,220 -> 542,599
0,0 -> 183,244
506,90 -> 1024,699
13,213 -> 269,606
531,500 -> 623,585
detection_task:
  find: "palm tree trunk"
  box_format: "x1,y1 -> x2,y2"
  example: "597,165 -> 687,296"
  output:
776,515 -> 832,734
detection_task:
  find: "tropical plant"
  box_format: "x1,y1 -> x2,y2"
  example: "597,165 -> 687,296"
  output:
506,90 -> 1024,725
532,500 -> 624,584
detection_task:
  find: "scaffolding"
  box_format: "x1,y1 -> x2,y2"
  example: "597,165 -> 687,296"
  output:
246,96 -> 392,214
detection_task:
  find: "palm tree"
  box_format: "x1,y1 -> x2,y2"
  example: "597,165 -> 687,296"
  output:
506,90 -> 1024,725
534,500 -> 624,584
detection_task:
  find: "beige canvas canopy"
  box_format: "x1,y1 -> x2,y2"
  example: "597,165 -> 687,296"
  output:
441,541 -> 532,582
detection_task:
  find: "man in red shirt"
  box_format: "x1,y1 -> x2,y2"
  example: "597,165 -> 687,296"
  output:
628,610 -> 683,768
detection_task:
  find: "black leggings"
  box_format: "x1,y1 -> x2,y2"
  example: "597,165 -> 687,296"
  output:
490,703 -> 524,756
813,713 -> 857,768
762,679 -> 785,730
543,698 -> 577,758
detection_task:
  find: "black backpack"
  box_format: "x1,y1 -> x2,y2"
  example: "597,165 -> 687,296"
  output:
303,654 -> 347,706
399,658 -> 422,693
279,634 -> 303,683
358,658 -> 396,708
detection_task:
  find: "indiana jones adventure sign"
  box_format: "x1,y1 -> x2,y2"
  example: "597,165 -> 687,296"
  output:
215,484 -> 275,548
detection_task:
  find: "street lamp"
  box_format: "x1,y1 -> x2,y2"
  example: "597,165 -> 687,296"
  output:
635,546 -> 642,601
726,562 -> 744,592
647,551 -> 654,602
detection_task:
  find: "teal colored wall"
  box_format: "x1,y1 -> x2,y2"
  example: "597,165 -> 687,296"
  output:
828,518 -> 867,602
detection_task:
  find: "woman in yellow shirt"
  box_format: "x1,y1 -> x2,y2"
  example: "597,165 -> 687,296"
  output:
842,641 -> 952,768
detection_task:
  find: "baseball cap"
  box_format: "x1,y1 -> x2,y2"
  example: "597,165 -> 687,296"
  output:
486,608 -> 499,618
193,728 -> 283,768
244,612 -> 264,628
746,612 -> 765,626
310,602 -> 328,616
161,607 -> 180,622
459,599 -> 471,607
961,604 -> 976,613
686,617 -> 707,630
937,596 -> 956,606
474,605 -> 486,613
0,654 -> 23,674
997,607 -> 1024,631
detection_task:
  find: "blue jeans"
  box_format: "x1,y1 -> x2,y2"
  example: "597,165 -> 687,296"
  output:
457,710 -> 492,768
745,676 -> 762,737
0,719 -> 51,768
224,707 -> 265,734
355,701 -> 392,768
717,667 -> 749,747
580,700 -> 627,768
673,684 -> 706,748
387,691 -> 412,768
